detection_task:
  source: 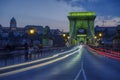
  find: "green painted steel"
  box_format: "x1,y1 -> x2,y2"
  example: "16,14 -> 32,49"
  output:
69,12 -> 95,16
68,12 -> 96,45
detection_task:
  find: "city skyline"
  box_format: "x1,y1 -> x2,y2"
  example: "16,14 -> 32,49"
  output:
0,0 -> 120,31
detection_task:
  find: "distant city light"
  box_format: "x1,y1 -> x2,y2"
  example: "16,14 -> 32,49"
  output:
29,29 -> 35,35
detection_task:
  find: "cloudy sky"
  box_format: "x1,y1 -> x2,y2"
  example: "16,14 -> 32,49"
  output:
0,0 -> 120,31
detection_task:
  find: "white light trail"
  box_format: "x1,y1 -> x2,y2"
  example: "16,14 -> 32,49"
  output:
0,46 -> 78,71
74,45 -> 88,80
0,47 -> 81,77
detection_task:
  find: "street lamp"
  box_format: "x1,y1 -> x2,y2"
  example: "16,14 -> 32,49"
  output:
29,29 -> 35,35
63,33 -> 66,37
28,28 -> 35,46
94,36 -> 98,46
98,33 -> 103,46
94,36 -> 97,39
67,36 -> 70,39
98,33 -> 102,37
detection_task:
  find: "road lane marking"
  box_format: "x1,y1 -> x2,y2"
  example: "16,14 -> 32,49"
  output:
74,61 -> 87,80
74,61 -> 83,80
83,68 -> 87,80
74,68 -> 82,80
82,62 -> 87,80
0,49 -> 80,77
0,46 -> 78,71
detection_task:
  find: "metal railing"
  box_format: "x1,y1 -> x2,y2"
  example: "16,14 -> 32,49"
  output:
0,46 -> 74,67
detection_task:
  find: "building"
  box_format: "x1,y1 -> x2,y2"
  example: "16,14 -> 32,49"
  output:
10,17 -> 17,31
50,29 -> 66,47
95,26 -> 116,47
50,29 -> 62,35
0,17 -> 26,48
25,25 -> 44,34
0,24 -> 2,33
0,17 -> 66,48
113,25 -> 120,49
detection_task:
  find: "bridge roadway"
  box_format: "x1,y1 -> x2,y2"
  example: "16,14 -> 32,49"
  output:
0,45 -> 120,80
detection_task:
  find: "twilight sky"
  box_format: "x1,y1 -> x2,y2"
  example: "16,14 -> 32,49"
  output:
0,0 -> 120,31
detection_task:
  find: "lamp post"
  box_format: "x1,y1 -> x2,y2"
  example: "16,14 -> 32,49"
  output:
29,29 -> 35,35
62,33 -> 70,46
98,33 -> 102,38
63,33 -> 66,37
67,36 -> 70,39
28,28 -> 35,46
98,33 -> 103,46
94,36 -> 97,39
94,36 -> 98,47
62,33 -> 67,41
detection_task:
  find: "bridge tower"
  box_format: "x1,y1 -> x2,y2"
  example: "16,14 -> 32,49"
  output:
68,12 -> 96,45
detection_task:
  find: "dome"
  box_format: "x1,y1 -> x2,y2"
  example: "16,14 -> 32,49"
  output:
11,17 -> 16,21
10,17 -> 17,28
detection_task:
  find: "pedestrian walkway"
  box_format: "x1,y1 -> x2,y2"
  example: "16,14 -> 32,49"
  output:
0,47 -> 73,67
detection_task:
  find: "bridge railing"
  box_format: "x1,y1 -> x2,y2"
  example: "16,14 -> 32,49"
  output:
0,46 -> 74,67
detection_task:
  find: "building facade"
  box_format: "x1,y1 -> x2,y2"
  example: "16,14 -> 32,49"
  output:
10,17 -> 17,31
113,25 -> 120,49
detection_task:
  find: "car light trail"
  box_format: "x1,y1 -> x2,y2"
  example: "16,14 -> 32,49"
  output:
0,46 -> 82,77
0,46 -> 78,71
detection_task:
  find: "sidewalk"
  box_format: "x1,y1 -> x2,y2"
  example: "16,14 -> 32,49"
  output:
0,50 -> 25,55
0,46 -> 73,67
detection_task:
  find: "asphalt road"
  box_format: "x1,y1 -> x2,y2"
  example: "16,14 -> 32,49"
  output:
0,45 -> 120,80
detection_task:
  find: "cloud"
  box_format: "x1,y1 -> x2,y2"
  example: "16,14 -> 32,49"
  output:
56,0 -> 120,27
56,0 -> 98,7
95,16 -> 120,27
56,0 -> 86,11
70,6 -> 86,11
56,0 -> 120,16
